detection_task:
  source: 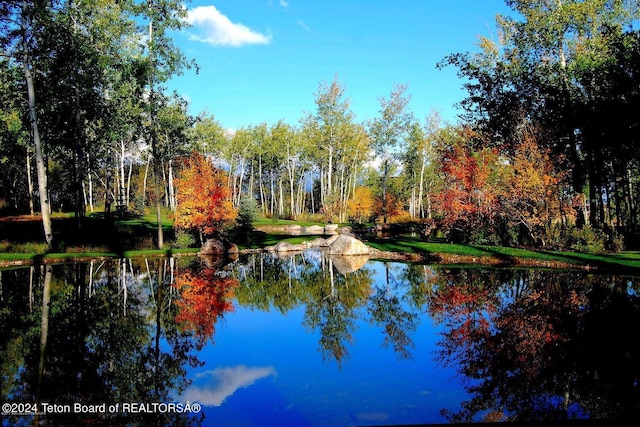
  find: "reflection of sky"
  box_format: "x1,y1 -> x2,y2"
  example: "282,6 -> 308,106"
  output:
183,261 -> 467,426
182,365 -> 276,406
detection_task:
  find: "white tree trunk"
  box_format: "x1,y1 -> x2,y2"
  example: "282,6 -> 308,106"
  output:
26,149 -> 34,215
21,3 -> 53,246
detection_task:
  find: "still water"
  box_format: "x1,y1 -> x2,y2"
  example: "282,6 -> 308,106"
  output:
1,250 -> 639,426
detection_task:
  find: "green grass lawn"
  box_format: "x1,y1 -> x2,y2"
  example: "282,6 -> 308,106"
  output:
367,235 -> 640,272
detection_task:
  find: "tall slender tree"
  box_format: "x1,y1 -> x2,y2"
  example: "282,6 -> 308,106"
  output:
369,84 -> 414,223
137,0 -> 192,248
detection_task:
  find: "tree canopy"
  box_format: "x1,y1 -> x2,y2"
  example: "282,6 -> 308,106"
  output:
1,0 -> 640,252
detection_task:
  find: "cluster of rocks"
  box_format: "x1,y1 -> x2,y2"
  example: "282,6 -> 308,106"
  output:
199,231 -> 369,257
198,228 -> 371,272
274,223 -> 339,235
269,233 -> 369,256
199,233 -> 371,273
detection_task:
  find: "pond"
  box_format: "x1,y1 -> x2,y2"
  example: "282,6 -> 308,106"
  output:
1,250 -> 639,426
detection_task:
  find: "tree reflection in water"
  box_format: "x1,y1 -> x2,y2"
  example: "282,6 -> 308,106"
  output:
367,262 -> 418,360
1,256 -> 639,425
232,250 -> 374,367
0,257 -> 235,426
427,269 -> 640,423
172,260 -> 238,349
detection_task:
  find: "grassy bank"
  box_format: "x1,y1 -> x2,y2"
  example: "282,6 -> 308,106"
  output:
2,214 -> 640,273
367,235 -> 640,272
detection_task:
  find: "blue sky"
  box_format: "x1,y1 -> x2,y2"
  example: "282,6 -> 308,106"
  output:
169,0 -> 514,130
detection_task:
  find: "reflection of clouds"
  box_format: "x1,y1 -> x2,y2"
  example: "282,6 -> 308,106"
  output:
183,365 -> 276,406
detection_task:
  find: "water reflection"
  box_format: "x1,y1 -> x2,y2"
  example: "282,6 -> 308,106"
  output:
173,264 -> 238,347
0,258 -> 229,426
182,365 -> 276,407
427,269 -> 640,423
232,250 -> 375,366
0,255 -> 639,425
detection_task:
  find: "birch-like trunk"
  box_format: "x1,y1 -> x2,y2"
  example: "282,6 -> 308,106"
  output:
417,153 -> 426,218
22,2 -> 53,246
142,153 -> 151,207
26,149 -> 34,215
126,160 -> 132,208
168,158 -> 175,211
37,265 -> 53,397
119,139 -> 126,208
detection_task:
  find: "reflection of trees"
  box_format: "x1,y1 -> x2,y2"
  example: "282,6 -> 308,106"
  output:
302,255 -> 372,367
431,269 -> 640,423
367,262 -> 418,360
0,259 -> 205,426
233,252 -> 309,313
429,269 -> 498,372
401,264 -> 439,309
231,251 -> 374,367
172,261 -> 238,348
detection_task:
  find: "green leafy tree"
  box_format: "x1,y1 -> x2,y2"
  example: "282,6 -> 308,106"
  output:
369,84 -> 414,223
302,76 -> 370,221
138,0 -> 194,248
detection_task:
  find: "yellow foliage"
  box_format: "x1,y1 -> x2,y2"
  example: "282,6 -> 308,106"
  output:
347,186 -> 375,224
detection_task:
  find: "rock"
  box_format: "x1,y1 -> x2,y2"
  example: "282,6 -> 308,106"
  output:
325,234 -> 340,246
286,225 -> 302,235
274,241 -> 305,252
201,238 -> 238,255
304,225 -> 324,234
200,253 -> 238,269
324,224 -> 339,234
305,238 -> 328,248
327,234 -> 369,256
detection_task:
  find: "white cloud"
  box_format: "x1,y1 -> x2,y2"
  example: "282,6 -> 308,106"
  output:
297,20 -> 312,33
280,0 -> 289,7
186,6 -> 271,47
182,365 -> 276,406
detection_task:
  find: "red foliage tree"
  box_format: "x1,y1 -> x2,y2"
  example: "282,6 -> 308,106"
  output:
434,132 -> 501,241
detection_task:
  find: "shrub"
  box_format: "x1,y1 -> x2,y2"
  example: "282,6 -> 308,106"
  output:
173,230 -> 197,248
234,197 -> 260,245
604,227 -> 625,252
569,225 -> 606,254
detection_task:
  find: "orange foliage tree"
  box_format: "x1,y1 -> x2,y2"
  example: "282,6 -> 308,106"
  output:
498,133 -> 571,247
174,152 -> 237,241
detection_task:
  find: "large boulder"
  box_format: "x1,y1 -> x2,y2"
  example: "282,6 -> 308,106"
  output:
201,238 -> 239,255
326,234 -> 369,256
305,238 -> 328,248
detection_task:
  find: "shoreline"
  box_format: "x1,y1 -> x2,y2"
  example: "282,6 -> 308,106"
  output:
0,245 -> 596,271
